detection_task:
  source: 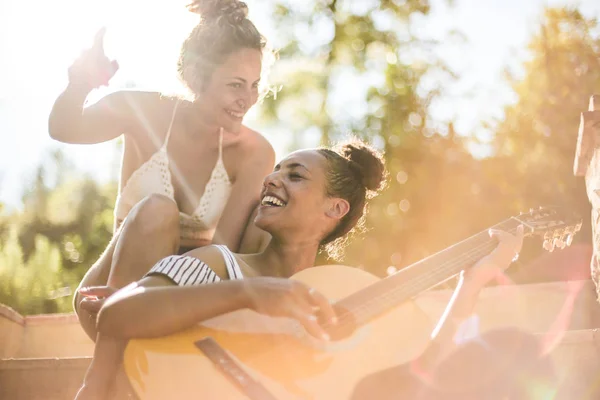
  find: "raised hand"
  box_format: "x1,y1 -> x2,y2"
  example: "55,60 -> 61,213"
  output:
68,27 -> 119,90
242,277 -> 338,341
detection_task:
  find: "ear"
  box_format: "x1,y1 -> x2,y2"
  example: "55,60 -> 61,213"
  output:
325,198 -> 350,221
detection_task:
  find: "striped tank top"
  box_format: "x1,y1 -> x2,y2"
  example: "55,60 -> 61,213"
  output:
145,245 -> 243,285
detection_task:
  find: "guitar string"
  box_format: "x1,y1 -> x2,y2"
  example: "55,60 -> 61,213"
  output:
330,219 -> 520,325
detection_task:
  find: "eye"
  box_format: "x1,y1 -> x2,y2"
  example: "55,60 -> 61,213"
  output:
289,173 -> 303,180
228,82 -> 242,89
252,82 -> 259,89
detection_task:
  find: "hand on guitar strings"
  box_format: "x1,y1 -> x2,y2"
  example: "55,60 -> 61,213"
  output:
242,277 -> 338,341
463,225 -> 524,293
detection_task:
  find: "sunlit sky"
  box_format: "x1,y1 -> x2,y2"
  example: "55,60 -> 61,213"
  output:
1,0 -> 599,210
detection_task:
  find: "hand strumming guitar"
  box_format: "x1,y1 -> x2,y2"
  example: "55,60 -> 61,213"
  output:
242,277 -> 338,341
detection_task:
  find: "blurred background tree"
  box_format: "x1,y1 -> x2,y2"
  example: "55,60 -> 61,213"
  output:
0,148 -> 116,314
477,7 -> 599,281
487,7 -> 599,232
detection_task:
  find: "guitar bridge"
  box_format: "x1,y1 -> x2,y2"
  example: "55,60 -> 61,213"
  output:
195,337 -> 279,400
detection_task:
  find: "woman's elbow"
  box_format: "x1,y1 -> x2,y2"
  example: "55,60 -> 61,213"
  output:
48,117 -> 64,141
48,115 -> 73,143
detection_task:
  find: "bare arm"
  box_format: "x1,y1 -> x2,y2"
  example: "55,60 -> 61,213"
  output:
417,273 -> 481,367
418,226 -> 524,368
96,247 -> 336,340
97,276 -> 249,338
212,136 -> 275,252
48,87 -> 133,144
97,246 -> 240,338
48,28 -> 129,144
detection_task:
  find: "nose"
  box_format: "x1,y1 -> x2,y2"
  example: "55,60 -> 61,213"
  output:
237,85 -> 259,110
236,98 -> 247,110
263,171 -> 282,189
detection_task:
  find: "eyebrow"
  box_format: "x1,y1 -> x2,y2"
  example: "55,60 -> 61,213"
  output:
275,162 -> 310,172
229,77 -> 261,84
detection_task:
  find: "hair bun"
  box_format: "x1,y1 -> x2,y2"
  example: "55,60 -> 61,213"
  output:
338,141 -> 386,192
186,0 -> 248,23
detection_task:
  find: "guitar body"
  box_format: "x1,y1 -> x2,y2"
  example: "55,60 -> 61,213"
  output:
124,265 -> 434,400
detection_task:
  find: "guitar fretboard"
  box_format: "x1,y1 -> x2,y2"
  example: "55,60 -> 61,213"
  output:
337,218 -> 521,326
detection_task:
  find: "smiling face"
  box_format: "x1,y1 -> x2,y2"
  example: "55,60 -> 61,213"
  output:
194,47 -> 262,133
255,150 -> 350,245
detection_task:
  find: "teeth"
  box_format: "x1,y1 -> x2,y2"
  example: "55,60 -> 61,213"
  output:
226,110 -> 244,118
261,195 -> 285,207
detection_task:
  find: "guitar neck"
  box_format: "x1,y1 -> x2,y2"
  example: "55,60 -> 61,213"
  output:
337,218 -> 521,327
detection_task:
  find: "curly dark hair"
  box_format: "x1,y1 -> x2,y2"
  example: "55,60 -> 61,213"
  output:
317,138 -> 387,259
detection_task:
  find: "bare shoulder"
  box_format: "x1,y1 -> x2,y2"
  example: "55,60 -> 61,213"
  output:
181,245 -> 230,280
95,90 -> 176,123
94,90 -> 161,109
240,126 -> 275,165
115,92 -> 185,146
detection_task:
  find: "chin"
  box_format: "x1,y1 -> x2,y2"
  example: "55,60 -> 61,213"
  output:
253,215 -> 269,231
254,211 -> 280,233
220,114 -> 244,134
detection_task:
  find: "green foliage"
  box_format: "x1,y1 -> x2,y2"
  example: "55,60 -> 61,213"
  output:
262,0 -> 439,145
0,228 -> 77,314
0,149 -> 116,315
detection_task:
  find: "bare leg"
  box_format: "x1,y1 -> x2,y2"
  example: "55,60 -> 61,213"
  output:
74,194 -> 180,341
75,195 -> 180,399
106,194 -> 180,288
75,335 -> 128,400
74,228 -> 120,341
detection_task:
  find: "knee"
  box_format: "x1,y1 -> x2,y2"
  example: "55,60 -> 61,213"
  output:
129,194 -> 179,236
73,290 -> 81,313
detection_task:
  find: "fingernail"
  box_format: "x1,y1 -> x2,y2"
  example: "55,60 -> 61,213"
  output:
331,316 -> 338,324
308,315 -> 317,321
79,287 -> 90,292
322,332 -> 330,341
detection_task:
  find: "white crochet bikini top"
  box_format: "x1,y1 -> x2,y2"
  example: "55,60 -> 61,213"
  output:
114,101 -> 232,242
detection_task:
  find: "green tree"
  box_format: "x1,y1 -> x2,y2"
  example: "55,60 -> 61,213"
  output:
0,149 -> 117,315
490,7 -> 599,244
0,228 -> 76,314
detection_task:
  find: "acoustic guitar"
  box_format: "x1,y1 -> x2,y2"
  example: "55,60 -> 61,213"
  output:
123,207 -> 581,400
